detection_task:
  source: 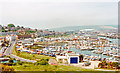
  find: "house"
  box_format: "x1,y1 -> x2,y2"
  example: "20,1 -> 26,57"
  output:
0,25 -> 2,30
34,37 -> 44,42
16,35 -> 31,39
89,35 -> 98,40
0,37 -> 5,47
17,29 -> 26,34
56,56 -> 67,63
0,32 -> 19,36
18,38 -> 34,45
0,37 -> 5,42
6,34 -> 16,41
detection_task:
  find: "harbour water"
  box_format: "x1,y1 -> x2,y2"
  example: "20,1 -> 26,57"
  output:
0,60 -> 17,63
69,36 -> 120,60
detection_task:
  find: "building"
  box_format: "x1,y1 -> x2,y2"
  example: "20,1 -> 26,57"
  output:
56,53 -> 79,64
0,37 -> 5,47
16,35 -> 31,39
34,37 -> 44,42
18,38 -> 34,45
66,53 -> 79,64
6,34 -> 16,41
0,25 -> 2,30
56,56 -> 67,63
0,37 -> 5,42
0,32 -> 19,36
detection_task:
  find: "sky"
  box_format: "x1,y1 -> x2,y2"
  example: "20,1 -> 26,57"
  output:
0,0 -> 119,29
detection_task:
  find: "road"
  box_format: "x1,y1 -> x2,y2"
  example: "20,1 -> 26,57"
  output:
4,41 -> 16,55
10,54 -> 36,63
4,40 -> 37,63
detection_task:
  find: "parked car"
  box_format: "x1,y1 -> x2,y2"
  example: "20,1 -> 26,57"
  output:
82,61 -> 91,66
91,58 -> 96,61
44,54 -> 48,56
51,55 -> 56,57
31,52 -> 37,54
40,53 -> 44,55
49,54 -> 52,56
50,63 -> 57,65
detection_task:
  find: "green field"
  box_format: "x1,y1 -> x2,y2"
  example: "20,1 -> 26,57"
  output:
13,45 -> 50,60
12,63 -> 94,71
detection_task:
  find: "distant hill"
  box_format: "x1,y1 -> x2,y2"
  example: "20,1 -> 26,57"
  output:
49,25 -> 118,32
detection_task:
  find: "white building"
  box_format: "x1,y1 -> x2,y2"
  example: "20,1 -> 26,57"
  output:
6,34 -> 16,41
66,53 -> 79,64
18,38 -> 34,45
56,53 -> 79,64
34,37 -> 44,42
56,56 -> 67,63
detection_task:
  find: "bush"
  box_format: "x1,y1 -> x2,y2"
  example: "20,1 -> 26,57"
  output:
2,65 -> 14,71
17,61 -> 23,65
12,63 -> 16,66
24,64 -> 30,67
98,61 -> 107,68
8,63 -> 13,66
5,55 -> 10,58
111,62 -> 119,69
9,59 -> 14,63
98,62 -> 103,68
37,60 -> 48,65
98,61 -> 120,69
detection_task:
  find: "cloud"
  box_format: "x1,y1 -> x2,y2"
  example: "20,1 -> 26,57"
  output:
0,0 -> 118,29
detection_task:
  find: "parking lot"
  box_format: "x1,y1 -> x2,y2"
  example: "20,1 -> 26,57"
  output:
70,61 -> 100,69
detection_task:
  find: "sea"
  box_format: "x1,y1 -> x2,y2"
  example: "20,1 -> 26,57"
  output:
49,25 -> 118,32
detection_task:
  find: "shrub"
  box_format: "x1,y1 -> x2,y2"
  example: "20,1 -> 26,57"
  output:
5,55 -> 10,58
18,61 -> 23,65
37,60 -> 48,65
98,62 -> 103,68
111,62 -> 119,69
12,63 -> 16,66
24,64 -> 30,67
8,63 -> 13,66
2,65 -> 14,71
3,63 -> 7,65
9,59 -> 14,63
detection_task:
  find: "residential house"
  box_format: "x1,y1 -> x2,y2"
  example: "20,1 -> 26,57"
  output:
16,35 -> 31,39
6,34 -> 17,41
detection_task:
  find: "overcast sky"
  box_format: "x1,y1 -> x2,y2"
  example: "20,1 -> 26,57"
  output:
0,0 -> 118,29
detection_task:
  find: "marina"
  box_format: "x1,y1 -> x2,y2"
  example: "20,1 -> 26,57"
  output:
0,0 -> 119,71
13,33 -> 120,63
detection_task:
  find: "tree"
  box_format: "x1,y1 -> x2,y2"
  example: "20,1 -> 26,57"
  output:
111,62 -> 119,69
21,26 -> 24,29
17,25 -> 20,28
1,43 -> 6,47
9,58 -> 14,63
2,27 -> 4,30
2,65 -> 15,71
8,24 -> 15,27
17,25 -> 20,29
102,61 -> 107,68
79,54 -> 84,62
